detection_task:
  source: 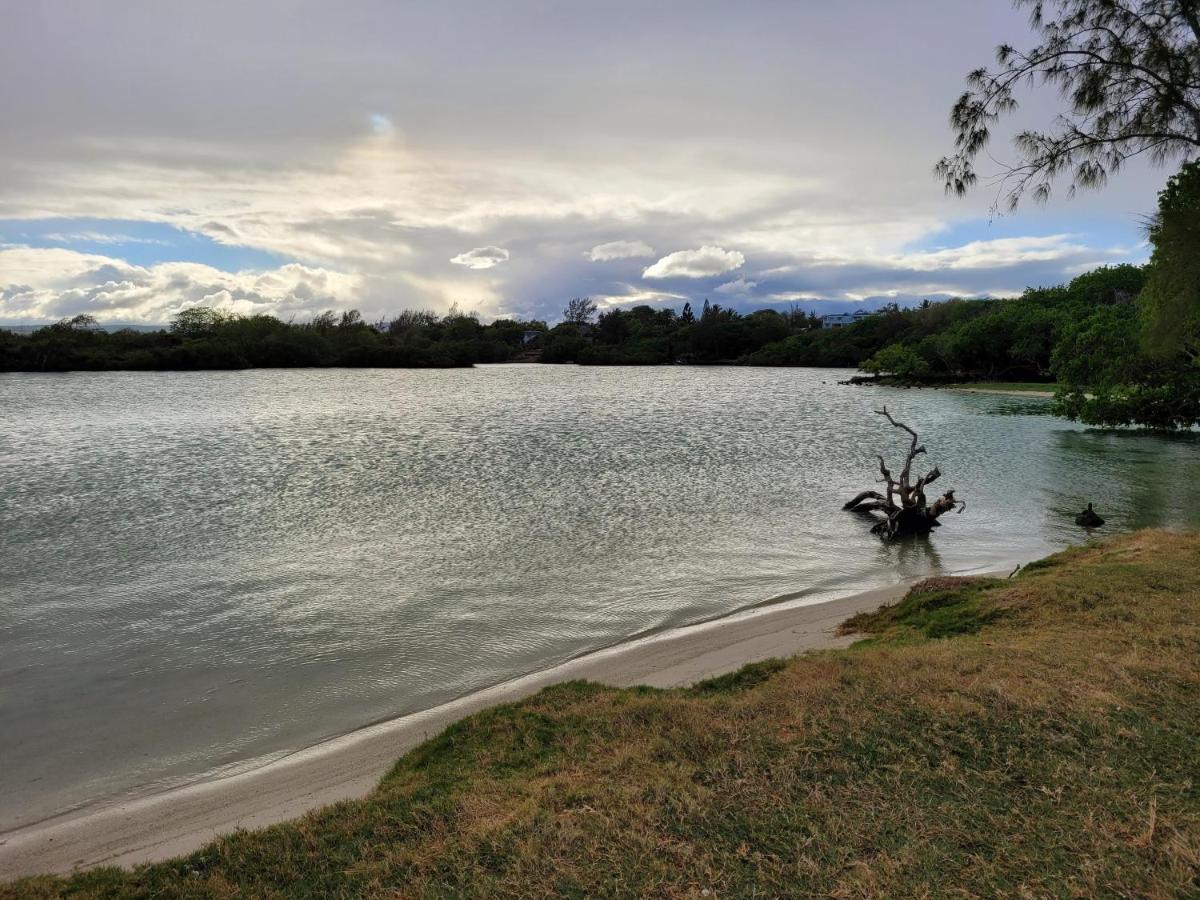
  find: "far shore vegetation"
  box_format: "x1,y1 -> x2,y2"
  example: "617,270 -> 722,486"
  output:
6,529 -> 1198,897
4,249 -> 1195,430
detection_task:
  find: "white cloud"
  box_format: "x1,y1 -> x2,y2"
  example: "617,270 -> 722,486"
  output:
393,271 -> 503,312
450,245 -> 509,269
714,276 -> 757,295
888,235 -> 1089,271
643,245 -> 744,279
764,291 -> 822,302
731,214 -> 943,262
591,286 -> 689,308
587,240 -> 654,262
0,246 -> 364,323
0,140 -> 1147,324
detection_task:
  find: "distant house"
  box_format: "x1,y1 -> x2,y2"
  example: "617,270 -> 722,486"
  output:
820,309 -> 874,329
519,329 -> 544,345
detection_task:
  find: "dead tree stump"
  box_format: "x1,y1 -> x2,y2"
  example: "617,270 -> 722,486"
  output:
842,406 -> 965,539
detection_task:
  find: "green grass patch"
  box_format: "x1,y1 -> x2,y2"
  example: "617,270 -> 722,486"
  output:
688,657 -> 788,695
843,576 -> 1006,640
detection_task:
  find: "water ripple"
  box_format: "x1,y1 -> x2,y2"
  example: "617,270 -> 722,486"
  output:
1,366 -> 1197,828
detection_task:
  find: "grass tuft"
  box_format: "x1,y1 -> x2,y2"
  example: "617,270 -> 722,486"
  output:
841,575 -> 1007,640
688,657 -> 788,695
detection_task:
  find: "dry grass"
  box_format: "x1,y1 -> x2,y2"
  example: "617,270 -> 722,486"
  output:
6,530 -> 1200,898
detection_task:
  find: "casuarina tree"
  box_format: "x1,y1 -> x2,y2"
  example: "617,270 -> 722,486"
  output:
937,0 -> 1200,211
562,297 -> 598,325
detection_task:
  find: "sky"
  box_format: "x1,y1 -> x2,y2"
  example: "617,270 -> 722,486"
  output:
0,0 -> 1171,325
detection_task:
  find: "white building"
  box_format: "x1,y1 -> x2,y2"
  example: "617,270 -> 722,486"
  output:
820,309 -> 874,329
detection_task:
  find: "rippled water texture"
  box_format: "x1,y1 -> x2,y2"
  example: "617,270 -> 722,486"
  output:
2,366 -> 1197,827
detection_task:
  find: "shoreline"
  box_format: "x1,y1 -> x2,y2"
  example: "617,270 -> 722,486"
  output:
948,386 -> 1055,398
838,375 -> 1056,399
0,565 -> 1009,880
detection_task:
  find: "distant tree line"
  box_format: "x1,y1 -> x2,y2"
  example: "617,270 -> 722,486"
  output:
535,266 -> 1148,384
769,264 -> 1149,380
2,223 -> 1195,428
0,305 -> 547,372
540,299 -> 822,365
1,272 -> 1147,382
542,253 -> 1197,429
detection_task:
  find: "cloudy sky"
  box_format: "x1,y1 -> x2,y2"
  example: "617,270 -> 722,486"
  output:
0,1 -> 1167,325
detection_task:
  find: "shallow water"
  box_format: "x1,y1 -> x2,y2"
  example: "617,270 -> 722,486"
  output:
2,365 -> 1197,828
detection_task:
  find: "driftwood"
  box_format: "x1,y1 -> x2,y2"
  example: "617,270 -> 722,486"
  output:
843,406 -> 965,539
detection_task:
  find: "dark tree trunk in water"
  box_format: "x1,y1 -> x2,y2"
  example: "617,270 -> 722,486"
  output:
842,406 -> 965,539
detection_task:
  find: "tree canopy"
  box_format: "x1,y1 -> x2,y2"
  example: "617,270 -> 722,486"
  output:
938,0 -> 1200,210
1140,159 -> 1200,362
861,344 -> 931,379
562,297 -> 598,325
1054,161 -> 1200,428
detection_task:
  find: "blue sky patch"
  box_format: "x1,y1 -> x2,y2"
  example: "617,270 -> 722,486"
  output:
904,215 -> 1149,256
0,218 -> 290,271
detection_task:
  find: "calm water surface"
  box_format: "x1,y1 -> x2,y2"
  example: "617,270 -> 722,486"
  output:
2,366 -> 1198,828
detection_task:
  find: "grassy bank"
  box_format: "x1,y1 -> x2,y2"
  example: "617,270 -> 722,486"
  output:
7,530 -> 1200,897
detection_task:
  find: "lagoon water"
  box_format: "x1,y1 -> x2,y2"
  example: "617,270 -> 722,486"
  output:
2,365 -> 1198,829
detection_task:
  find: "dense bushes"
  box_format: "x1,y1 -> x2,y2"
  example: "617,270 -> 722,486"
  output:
742,266 -> 1147,381
540,302 -> 821,366
1048,163 -> 1200,429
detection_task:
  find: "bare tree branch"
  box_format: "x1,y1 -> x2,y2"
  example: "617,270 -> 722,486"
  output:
843,490 -> 893,513
875,406 -> 927,501
847,409 -> 963,539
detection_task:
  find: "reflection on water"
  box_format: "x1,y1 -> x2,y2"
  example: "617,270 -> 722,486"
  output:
0,366 -> 1196,828
872,531 -> 946,574
1045,429 -> 1200,532
985,398 -> 1057,417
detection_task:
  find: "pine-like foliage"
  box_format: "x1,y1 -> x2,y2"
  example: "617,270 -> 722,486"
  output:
938,0 -> 1200,209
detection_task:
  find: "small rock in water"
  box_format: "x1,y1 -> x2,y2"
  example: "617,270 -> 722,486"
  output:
1074,503 -> 1105,528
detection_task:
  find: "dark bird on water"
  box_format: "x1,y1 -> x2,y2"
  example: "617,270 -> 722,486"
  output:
1075,503 -> 1105,528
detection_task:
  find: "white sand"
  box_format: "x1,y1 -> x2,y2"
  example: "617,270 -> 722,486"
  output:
0,578 -> 923,879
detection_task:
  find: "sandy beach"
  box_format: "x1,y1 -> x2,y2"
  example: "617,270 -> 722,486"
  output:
0,575 -> 962,880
